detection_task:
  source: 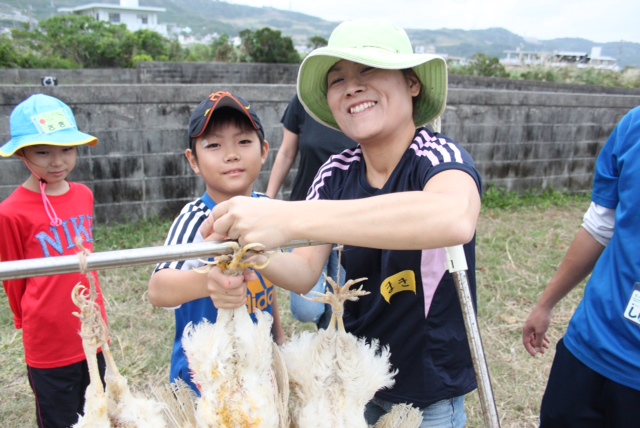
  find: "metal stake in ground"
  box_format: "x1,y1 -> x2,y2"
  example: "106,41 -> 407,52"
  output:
446,245 -> 501,428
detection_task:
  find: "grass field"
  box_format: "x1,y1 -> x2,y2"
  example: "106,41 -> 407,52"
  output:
0,190 -> 591,427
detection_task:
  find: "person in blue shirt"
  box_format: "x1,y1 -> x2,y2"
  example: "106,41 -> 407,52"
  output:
523,105 -> 640,427
147,91 -> 285,393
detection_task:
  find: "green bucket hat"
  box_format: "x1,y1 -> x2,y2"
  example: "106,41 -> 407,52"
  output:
297,18 -> 448,131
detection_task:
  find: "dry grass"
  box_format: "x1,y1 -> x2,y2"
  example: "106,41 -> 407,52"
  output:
0,197 -> 590,427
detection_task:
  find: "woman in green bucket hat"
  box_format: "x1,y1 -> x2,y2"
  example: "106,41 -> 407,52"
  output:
205,18 -> 483,427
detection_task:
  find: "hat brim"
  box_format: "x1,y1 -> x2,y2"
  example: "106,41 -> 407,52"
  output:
297,46 -> 448,131
1,129 -> 98,157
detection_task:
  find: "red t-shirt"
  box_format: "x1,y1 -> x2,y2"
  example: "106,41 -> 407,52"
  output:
0,183 -> 108,368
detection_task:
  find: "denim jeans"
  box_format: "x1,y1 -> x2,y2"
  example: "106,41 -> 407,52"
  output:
365,395 -> 467,428
289,249 -> 345,327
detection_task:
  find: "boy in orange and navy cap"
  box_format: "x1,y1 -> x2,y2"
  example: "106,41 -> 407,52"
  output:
0,94 -> 107,428
147,91 -> 285,394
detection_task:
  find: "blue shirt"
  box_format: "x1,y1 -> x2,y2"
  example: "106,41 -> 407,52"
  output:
564,105 -> 640,391
153,192 -> 275,393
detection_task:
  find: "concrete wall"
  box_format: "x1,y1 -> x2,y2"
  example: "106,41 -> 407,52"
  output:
0,63 -> 299,85
1,80 -> 639,224
4,62 -> 640,93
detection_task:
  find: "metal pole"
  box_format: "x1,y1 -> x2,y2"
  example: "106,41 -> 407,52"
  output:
0,240 -> 322,281
446,245 -> 501,428
432,116 -> 499,426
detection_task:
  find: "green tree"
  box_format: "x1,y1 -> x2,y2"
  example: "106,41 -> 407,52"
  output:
53,16 -> 133,67
9,23 -> 79,68
212,34 -> 237,62
457,53 -> 510,78
20,15 -> 137,68
308,35 -> 328,50
133,29 -> 170,61
0,33 -> 21,68
167,39 -> 188,62
239,27 -> 300,63
186,43 -> 214,61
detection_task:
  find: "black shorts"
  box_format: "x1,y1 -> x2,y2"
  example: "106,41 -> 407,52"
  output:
27,353 -> 105,428
540,338 -> 640,428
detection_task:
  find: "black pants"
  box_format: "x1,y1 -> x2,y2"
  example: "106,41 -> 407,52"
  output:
540,338 -> 640,428
27,353 -> 105,428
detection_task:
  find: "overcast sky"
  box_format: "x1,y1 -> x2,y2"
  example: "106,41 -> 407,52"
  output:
228,0 -> 640,44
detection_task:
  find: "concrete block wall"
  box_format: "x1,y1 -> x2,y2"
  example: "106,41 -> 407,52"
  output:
1,82 -> 639,224
0,62 -> 300,86
3,62 -> 638,94
441,89 -> 637,192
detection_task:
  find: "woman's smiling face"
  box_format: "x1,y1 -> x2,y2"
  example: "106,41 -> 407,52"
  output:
325,60 -> 421,144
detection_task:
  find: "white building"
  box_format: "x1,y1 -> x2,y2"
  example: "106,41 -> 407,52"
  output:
502,46 -> 619,71
58,0 -> 167,36
587,47 -> 619,71
502,49 -> 547,67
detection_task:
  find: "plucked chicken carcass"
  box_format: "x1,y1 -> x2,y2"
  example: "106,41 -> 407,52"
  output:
180,242 -> 289,428
281,273 -> 422,428
71,283 -> 110,428
71,284 -> 168,428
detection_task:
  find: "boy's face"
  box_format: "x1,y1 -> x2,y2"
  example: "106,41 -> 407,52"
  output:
16,144 -> 78,184
186,122 -> 268,202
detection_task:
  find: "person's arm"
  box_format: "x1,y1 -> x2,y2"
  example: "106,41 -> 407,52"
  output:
0,218 -> 26,329
148,268 -> 210,307
2,277 -> 26,329
522,227 -> 605,356
210,169 -> 480,251
148,266 -> 247,309
201,243 -> 333,310
265,129 -> 300,199
582,202 -> 615,246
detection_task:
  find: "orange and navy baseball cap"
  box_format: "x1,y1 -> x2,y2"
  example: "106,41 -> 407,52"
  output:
188,91 -> 263,148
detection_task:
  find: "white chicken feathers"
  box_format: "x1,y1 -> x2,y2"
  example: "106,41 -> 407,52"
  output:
70,283 -> 167,428
181,308 -> 284,428
102,341 -> 168,427
281,275 -> 398,428
180,242 -> 288,428
372,403 -> 425,428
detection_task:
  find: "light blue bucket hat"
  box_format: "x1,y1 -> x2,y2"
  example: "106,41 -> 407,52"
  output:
1,94 -> 97,157
297,18 -> 448,131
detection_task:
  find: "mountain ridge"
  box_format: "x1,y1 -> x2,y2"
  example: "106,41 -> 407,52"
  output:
2,0 -> 639,68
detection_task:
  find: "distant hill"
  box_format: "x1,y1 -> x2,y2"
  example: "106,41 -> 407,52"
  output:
2,0 -> 640,68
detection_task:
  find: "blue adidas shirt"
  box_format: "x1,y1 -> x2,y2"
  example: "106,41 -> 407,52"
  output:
153,192 -> 276,393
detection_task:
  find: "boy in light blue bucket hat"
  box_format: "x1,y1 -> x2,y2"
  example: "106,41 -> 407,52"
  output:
0,94 -> 108,428
201,18 -> 483,427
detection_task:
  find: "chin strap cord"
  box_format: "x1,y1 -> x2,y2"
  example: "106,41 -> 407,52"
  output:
20,154 -> 63,227
40,179 -> 62,227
